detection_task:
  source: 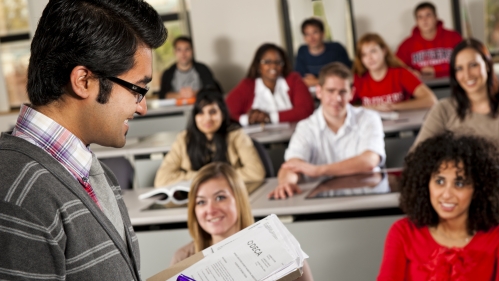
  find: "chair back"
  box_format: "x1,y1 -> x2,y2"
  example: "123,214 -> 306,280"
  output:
251,138 -> 275,178
99,157 -> 134,190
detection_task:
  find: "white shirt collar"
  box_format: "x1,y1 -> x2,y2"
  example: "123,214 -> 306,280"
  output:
316,104 -> 356,133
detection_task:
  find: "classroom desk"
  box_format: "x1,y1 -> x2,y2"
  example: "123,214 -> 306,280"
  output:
422,76 -> 450,88
124,177 -> 399,226
126,104 -> 193,138
243,123 -> 297,144
382,109 -> 428,134
91,123 -> 300,159
143,104 -> 193,117
92,109 -> 428,160
91,131 -> 178,159
126,174 -> 403,280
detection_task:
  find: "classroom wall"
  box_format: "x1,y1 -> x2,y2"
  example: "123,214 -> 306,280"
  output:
189,0 -> 459,93
0,0 -> 488,109
352,0 -> 455,51
189,0 -> 284,93
466,0 -> 486,43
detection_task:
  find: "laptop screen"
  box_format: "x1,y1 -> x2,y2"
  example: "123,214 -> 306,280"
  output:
305,169 -> 402,199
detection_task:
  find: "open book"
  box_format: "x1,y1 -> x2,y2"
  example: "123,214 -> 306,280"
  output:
148,214 -> 309,281
138,185 -> 190,205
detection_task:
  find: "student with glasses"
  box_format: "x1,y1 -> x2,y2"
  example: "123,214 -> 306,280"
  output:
226,43 -> 314,126
0,0 -> 167,280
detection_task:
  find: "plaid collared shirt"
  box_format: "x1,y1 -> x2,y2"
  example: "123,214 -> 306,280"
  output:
12,104 -> 100,208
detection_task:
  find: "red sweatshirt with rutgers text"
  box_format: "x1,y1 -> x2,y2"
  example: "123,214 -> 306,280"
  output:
396,21 -> 462,78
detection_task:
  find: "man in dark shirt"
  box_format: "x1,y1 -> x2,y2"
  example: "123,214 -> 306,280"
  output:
295,18 -> 352,87
158,36 -> 219,99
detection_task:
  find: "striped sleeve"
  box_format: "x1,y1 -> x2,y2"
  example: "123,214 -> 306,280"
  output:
0,201 -> 66,280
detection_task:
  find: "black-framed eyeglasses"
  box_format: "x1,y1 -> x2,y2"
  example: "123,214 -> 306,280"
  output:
106,76 -> 148,103
260,59 -> 284,66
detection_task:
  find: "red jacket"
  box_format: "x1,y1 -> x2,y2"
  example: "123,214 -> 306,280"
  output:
225,72 -> 314,123
396,21 -> 462,78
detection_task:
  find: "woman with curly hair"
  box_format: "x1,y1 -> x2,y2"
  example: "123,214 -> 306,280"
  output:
378,132 -> 499,280
413,38 -> 499,149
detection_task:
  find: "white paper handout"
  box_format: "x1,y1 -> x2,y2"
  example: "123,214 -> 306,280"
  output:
167,214 -> 309,281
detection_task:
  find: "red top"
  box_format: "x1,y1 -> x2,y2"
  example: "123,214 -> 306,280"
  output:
378,218 -> 499,281
353,67 -> 421,106
396,20 -> 462,78
225,72 -> 314,123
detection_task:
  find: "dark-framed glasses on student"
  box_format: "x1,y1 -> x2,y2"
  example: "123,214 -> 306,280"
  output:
260,59 -> 284,67
106,76 -> 148,103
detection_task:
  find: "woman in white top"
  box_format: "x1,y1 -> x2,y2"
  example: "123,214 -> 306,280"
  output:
226,43 -> 314,126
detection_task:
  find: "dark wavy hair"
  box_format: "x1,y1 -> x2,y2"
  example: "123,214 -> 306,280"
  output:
28,0 -> 167,106
186,89 -> 239,170
246,43 -> 291,79
449,38 -> 499,120
400,131 -> 499,234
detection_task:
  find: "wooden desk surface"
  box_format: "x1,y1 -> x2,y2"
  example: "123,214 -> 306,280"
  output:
124,177 -> 399,226
92,108 -> 428,159
381,109 -> 428,134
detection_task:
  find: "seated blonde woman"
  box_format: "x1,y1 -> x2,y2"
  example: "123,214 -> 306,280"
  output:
154,90 -> 265,187
171,162 -> 314,281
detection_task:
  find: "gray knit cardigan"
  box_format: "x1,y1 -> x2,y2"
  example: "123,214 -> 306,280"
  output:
0,133 -> 141,280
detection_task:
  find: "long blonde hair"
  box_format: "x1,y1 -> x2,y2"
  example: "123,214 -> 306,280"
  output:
187,162 -> 254,252
352,33 -> 406,76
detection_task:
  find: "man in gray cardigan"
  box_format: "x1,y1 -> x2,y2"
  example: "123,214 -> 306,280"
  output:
0,0 -> 167,280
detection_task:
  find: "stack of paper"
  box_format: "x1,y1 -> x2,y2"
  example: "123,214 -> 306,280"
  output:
149,214 -> 308,281
375,111 -> 399,120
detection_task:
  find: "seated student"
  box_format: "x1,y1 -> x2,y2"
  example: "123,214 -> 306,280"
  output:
268,62 -> 385,199
154,90 -> 265,187
171,162 -> 314,281
226,43 -> 314,126
352,33 -> 437,112
378,132 -> 499,280
294,17 -> 352,87
158,36 -> 219,99
396,2 -> 462,78
413,39 -> 499,149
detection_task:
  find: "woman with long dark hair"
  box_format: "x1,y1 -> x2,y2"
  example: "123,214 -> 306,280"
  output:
154,90 -> 265,187
413,38 -> 499,148
225,43 -> 314,126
